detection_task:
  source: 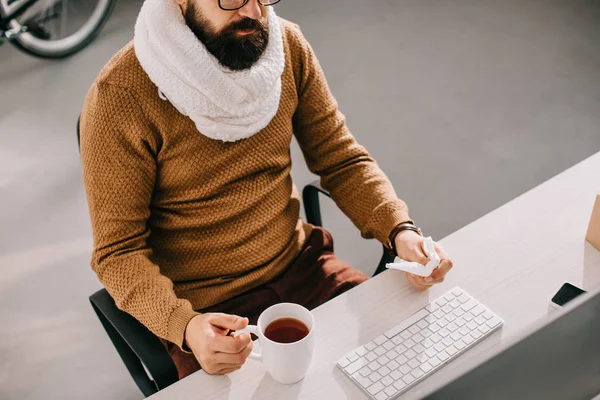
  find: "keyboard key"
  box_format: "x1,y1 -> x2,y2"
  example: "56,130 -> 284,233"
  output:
433,310 -> 445,319
337,357 -> 350,368
368,361 -> 382,371
482,310 -> 494,320
396,354 -> 408,365
409,325 -> 420,334
359,366 -> 372,377
377,355 -> 390,366
413,344 -> 425,354
459,326 -> 470,336
402,374 -> 416,385
355,346 -> 367,356
378,366 -> 391,377
365,341 -> 377,351
422,338 -> 434,348
445,313 -> 457,322
369,371 -> 383,382
381,375 -> 394,387
424,314 -> 436,324
438,319 -> 449,328
387,360 -> 400,371
413,333 -> 424,343
374,335 -> 388,346
450,331 -> 462,341
387,349 -> 399,360
467,321 -> 478,331
400,330 -> 411,340
385,385 -> 398,396
471,330 -> 483,339
395,344 -> 407,354
435,298 -> 448,307
422,328 -> 433,337
368,381 -> 385,395
434,342 -> 445,352
442,305 -> 453,314
405,349 -> 417,359
472,305 -> 485,316
383,341 -> 395,351
346,352 -> 359,362
474,316 -> 486,326
455,317 -> 466,327
420,362 -> 433,373
384,309 -> 430,338
453,308 -> 465,317
444,293 -> 455,301
411,368 -> 424,379
399,365 -> 412,375
345,358 -> 368,375
375,392 -> 388,400
446,345 -> 458,356
431,333 -> 442,343
425,348 -> 437,358
449,300 -> 460,309
447,323 -> 458,332
375,346 -> 386,356
390,370 -> 403,381
352,372 -> 373,389
455,339 -> 466,350
463,312 -> 474,322
451,288 -> 463,296
430,323 -> 441,332
391,336 -> 403,346
463,335 -> 475,345
404,339 -> 416,348
429,356 -> 441,367
487,317 -> 502,328
458,293 -> 470,303
417,320 -> 428,329
479,324 -> 491,334
438,351 -> 449,361
394,380 -> 407,391
461,300 -> 477,312
439,328 -> 451,337
442,337 -> 454,347
366,352 -> 377,362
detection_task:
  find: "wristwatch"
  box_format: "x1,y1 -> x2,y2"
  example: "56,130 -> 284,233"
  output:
387,221 -> 423,257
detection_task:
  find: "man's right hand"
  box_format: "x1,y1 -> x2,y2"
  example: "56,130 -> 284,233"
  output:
184,313 -> 253,375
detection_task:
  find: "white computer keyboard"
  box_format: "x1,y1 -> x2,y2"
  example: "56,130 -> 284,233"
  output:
337,287 -> 503,400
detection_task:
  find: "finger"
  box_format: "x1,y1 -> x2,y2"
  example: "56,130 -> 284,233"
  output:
407,273 -> 432,291
213,332 -> 252,353
214,340 -> 253,364
209,314 -> 249,331
217,365 -> 242,375
430,259 -> 453,281
433,242 -> 450,261
412,244 -> 430,265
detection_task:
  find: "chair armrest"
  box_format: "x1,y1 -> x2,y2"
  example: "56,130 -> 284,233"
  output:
89,289 -> 178,397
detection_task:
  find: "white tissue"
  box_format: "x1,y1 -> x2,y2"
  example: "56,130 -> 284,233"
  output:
386,236 -> 440,277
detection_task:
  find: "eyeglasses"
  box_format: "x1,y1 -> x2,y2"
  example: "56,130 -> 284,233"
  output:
218,0 -> 281,11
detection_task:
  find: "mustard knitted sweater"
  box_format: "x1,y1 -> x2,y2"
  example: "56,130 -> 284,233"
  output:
80,19 -> 410,349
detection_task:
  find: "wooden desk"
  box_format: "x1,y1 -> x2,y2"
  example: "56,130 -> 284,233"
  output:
149,152 -> 600,400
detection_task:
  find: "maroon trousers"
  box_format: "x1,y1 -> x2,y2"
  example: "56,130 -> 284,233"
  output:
163,227 -> 368,379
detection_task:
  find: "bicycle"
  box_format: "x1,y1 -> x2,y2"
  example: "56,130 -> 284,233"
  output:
0,0 -> 117,59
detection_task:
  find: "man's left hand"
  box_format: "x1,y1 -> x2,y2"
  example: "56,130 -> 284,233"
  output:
393,230 -> 454,291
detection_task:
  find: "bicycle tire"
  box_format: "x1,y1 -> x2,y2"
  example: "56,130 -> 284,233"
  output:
6,0 -> 117,59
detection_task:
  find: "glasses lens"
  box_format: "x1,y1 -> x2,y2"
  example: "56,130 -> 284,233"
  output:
220,0 -> 245,10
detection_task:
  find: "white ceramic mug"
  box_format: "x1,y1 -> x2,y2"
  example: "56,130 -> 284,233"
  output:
234,303 -> 315,384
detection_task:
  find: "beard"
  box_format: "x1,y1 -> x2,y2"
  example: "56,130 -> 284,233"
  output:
185,4 -> 269,71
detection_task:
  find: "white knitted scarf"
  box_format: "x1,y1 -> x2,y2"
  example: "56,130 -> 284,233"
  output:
134,0 -> 284,142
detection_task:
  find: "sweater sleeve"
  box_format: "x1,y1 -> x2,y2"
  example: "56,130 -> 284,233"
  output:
289,24 -> 411,245
80,82 -> 199,349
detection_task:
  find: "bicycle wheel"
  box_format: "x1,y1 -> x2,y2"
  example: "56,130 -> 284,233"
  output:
1,0 -> 117,59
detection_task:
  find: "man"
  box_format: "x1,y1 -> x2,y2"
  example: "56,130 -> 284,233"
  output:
80,0 -> 453,380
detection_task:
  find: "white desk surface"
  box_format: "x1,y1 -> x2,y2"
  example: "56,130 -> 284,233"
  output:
149,152 -> 600,400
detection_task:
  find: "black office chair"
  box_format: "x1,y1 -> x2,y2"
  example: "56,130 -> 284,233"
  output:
79,118 -> 395,397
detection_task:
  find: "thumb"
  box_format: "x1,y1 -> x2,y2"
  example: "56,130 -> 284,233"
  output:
209,313 -> 249,330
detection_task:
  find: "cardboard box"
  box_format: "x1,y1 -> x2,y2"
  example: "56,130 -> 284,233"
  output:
586,194 -> 600,251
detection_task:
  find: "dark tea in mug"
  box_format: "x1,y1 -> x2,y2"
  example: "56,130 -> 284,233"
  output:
264,317 -> 309,344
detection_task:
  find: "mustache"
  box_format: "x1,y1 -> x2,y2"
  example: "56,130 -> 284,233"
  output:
224,17 -> 266,33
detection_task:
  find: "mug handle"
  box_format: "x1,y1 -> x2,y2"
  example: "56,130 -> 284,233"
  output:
232,325 -> 262,360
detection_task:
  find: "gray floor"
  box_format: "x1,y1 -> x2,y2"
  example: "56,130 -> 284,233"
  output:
1,0 -> 599,399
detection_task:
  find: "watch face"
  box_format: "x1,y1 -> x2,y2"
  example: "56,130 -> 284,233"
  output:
551,283 -> 586,306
